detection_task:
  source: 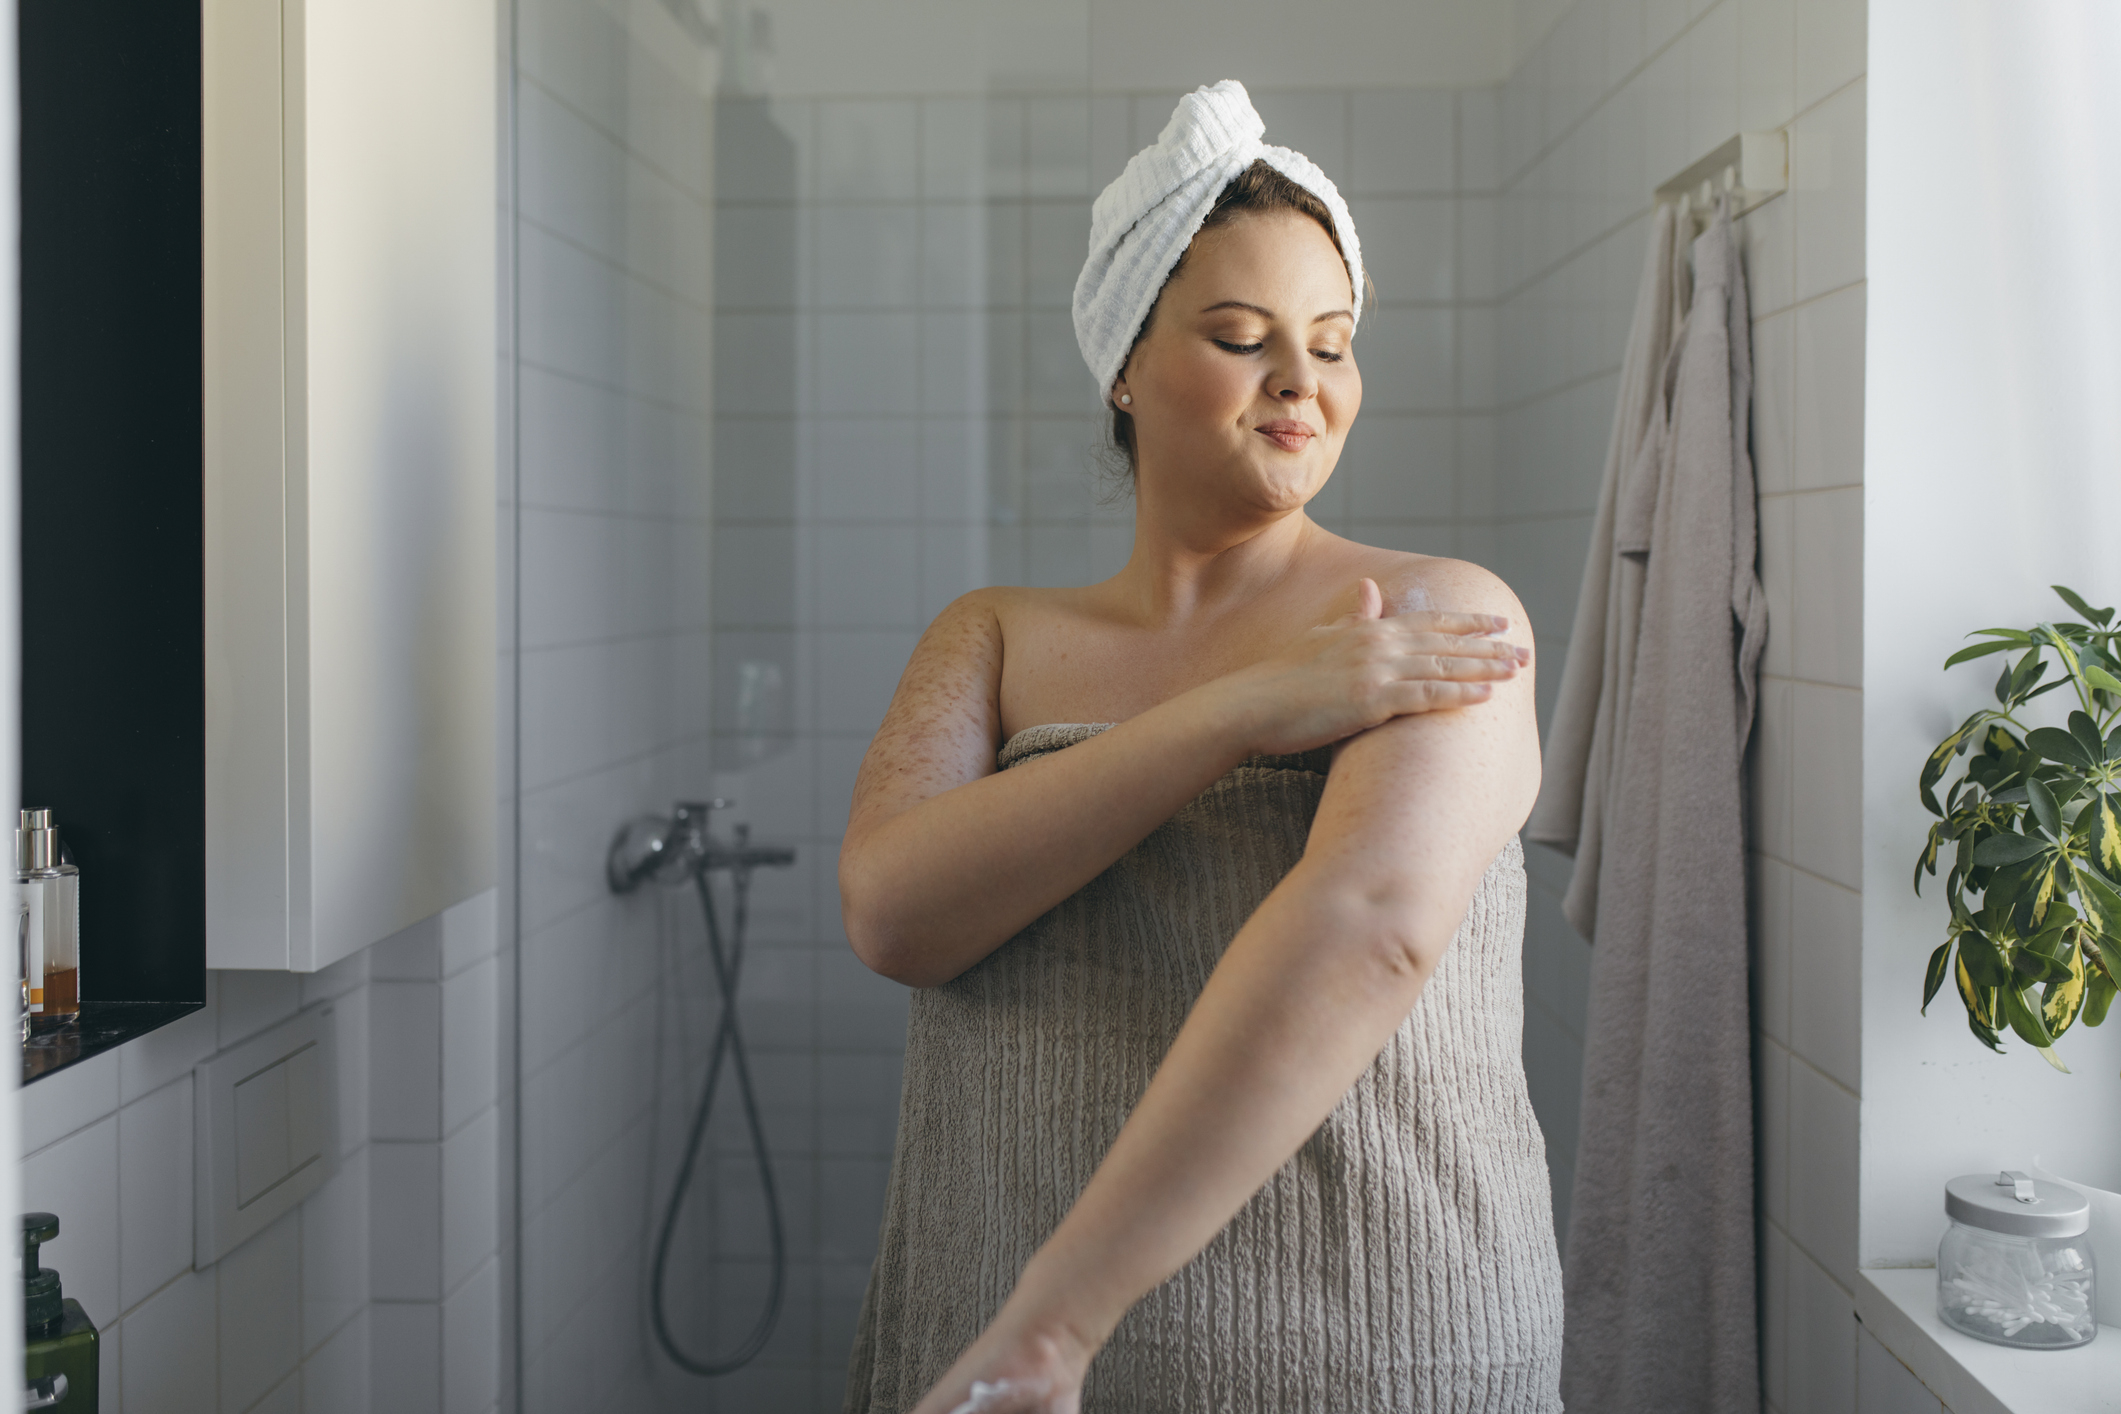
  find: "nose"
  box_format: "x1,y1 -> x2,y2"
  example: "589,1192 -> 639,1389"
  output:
1266,338 -> 1318,403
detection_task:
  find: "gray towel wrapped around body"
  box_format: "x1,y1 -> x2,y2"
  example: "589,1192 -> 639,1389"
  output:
846,723 -> 1564,1414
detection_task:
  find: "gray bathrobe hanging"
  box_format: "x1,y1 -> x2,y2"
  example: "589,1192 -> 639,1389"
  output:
1528,200 -> 1769,1414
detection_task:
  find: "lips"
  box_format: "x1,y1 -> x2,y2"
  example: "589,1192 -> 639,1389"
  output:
1254,420 -> 1316,453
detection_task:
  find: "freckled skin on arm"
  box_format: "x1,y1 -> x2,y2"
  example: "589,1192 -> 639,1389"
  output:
840,590 -> 1263,986
850,592 -> 1008,827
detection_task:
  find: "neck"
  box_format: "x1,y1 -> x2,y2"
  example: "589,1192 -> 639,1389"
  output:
1111,491 -> 1320,625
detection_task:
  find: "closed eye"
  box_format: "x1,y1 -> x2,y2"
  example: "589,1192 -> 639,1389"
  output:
1213,338 -> 1348,363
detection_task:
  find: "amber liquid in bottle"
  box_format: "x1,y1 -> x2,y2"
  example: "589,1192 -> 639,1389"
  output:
38,966 -> 78,1019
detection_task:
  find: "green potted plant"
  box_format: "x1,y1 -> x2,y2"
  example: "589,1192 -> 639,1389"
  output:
1915,586 -> 2121,1071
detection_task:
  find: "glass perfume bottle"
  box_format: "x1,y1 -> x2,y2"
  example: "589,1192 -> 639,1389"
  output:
16,810 -> 80,1027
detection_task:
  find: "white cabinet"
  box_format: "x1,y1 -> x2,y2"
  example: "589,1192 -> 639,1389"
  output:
202,0 -> 497,971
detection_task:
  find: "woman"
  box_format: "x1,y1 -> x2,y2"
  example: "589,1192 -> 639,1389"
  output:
839,82 -> 1563,1413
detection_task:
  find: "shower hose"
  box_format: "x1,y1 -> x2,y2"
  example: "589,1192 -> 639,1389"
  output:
650,861 -> 785,1376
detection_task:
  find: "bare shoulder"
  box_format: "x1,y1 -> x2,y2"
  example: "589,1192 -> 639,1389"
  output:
1317,548 -> 1542,844
1345,547 -> 1530,639
870,579 -> 1103,744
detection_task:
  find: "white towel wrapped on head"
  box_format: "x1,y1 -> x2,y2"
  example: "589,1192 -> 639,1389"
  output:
1071,79 -> 1365,406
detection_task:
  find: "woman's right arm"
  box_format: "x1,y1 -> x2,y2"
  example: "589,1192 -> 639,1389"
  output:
838,581 -> 1523,986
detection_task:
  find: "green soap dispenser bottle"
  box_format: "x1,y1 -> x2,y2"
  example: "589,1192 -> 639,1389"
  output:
22,1213 -> 97,1411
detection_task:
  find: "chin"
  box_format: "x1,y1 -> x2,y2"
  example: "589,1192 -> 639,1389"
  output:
1236,465 -> 1321,514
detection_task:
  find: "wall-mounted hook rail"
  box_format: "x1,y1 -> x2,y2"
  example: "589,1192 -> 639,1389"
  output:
1655,131 -> 1787,221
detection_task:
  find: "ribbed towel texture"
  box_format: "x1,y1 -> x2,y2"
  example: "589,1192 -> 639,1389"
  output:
845,724 -> 1563,1413
1071,80 -> 1366,405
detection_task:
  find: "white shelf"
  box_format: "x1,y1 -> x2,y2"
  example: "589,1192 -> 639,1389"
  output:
1856,1267 -> 2121,1414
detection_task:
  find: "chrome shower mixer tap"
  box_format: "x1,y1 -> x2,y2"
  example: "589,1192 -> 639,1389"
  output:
606,799 -> 795,894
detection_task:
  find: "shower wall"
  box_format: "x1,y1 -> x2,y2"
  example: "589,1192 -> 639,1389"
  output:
1484,2 -> 1868,1412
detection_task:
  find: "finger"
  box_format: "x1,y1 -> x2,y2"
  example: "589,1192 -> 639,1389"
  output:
1392,653 -> 1523,681
1323,578 -> 1389,630
1381,679 -> 1499,715
1387,609 -> 1514,636
1386,632 -> 1529,662
1355,577 -> 1384,621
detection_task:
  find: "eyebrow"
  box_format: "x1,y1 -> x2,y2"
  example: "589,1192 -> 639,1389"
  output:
1199,300 -> 1355,325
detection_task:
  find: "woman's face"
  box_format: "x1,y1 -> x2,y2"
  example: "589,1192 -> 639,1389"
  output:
1115,209 -> 1361,528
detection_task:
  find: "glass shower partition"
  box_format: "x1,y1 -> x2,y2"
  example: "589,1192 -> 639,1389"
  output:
505,4 -> 1107,1409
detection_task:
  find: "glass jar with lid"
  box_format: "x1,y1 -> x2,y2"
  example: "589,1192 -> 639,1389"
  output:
1938,1170 -> 2097,1348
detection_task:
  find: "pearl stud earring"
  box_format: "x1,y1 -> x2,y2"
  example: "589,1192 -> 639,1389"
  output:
1119,394 -> 1132,405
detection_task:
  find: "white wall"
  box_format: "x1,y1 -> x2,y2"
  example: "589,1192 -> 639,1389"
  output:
1862,0 -> 2121,1270
1482,2 -> 1869,1411
14,892 -> 503,1414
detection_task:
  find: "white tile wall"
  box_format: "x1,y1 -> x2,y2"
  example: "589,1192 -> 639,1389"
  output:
13,890 -> 498,1413
1487,0 -> 1867,1406
1855,1322 -> 1946,1414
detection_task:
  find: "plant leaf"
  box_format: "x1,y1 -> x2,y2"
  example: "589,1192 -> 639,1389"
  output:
2052,585 -> 2115,628
2026,775 -> 2063,837
2029,726 -> 2095,770
2043,624 -> 2087,674
2033,861 -> 2060,925
2013,940 -> 2071,983
2019,864 -> 2053,928
1945,639 -> 2017,668
1959,930 -> 2010,988
2099,795 -> 2121,874
2005,652 -> 2049,704
1967,1009 -> 2006,1052
2043,940 -> 2088,1040
2078,869 -> 2121,937
2085,969 -> 2118,1028
2086,665 -> 2121,698
1957,955 -> 1997,1030
2001,984 -> 2070,1071
1973,831 -> 2048,867
2070,710 -> 2107,762
1922,941 -> 1953,1013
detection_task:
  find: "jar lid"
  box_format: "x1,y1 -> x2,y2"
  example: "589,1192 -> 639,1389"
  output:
1945,1171 -> 2090,1238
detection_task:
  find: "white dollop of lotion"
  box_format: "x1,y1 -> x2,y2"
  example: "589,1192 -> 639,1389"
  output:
946,1377 -> 1055,1414
1383,579 -> 1513,639
1384,581 -> 1433,617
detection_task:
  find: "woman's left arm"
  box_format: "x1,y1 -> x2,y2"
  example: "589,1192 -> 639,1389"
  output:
909,564 -> 1542,1414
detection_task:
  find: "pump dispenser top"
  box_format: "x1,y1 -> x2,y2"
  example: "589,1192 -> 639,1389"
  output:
17,810 -> 61,872
23,1212 -> 63,1336
22,1211 -> 99,1410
